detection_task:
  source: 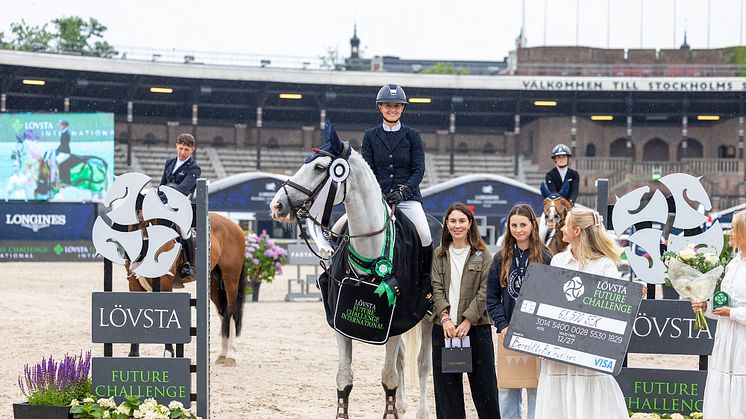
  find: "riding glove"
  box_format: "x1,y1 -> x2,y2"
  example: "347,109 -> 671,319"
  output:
385,189 -> 404,206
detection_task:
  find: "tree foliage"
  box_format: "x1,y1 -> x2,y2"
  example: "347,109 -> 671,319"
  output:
1,16 -> 114,57
9,19 -> 54,51
420,62 -> 469,75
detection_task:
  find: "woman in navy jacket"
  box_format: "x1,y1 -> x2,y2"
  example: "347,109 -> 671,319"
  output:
487,203 -> 552,419
361,83 -> 431,248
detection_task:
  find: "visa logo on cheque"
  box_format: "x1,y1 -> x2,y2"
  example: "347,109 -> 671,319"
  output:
594,357 -> 615,371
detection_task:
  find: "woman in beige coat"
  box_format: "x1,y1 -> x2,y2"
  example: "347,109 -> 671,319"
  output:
431,202 -> 499,419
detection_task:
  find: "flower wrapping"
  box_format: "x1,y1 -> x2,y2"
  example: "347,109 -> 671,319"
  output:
665,246 -> 723,330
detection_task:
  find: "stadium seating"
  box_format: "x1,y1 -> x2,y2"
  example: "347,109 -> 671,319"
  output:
113,145 -> 529,188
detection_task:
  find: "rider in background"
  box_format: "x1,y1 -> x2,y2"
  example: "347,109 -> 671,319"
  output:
52,119 -> 72,188
160,133 -> 201,279
544,144 -> 579,205
361,83 -> 432,249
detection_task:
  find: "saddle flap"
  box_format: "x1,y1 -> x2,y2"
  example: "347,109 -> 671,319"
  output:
332,277 -> 396,345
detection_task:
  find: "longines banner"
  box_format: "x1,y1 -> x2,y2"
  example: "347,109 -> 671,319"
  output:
0,240 -> 101,261
0,202 -> 98,240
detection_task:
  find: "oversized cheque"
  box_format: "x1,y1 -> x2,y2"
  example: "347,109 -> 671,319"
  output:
505,264 -> 643,375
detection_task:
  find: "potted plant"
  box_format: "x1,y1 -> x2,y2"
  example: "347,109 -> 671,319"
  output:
14,350 -> 91,419
70,396 -> 200,419
244,230 -> 287,301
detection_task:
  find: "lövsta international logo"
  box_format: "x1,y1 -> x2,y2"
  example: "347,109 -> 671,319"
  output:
91,172 -> 192,278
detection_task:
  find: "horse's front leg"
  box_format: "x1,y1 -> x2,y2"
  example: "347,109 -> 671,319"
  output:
417,321 -> 433,419
382,335 -> 402,419
129,343 -> 139,357
335,333 -> 353,419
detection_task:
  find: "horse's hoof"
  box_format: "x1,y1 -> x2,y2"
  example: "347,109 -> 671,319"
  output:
128,352 -> 139,358
223,357 -> 236,367
215,355 -> 226,364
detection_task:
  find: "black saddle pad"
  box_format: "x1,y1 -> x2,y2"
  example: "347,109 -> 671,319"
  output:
318,208 -> 432,343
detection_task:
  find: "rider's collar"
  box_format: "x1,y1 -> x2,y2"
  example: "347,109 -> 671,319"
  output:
382,122 -> 401,132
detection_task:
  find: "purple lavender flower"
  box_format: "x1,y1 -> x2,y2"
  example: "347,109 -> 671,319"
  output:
18,350 -> 92,400
264,249 -> 276,258
266,239 -> 275,247
252,258 -> 260,265
275,262 -> 282,269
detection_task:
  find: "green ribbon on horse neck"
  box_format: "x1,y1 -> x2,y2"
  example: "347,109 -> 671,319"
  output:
374,281 -> 396,307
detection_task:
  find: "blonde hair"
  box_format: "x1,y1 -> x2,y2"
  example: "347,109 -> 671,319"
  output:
732,211 -> 746,248
566,208 -> 620,267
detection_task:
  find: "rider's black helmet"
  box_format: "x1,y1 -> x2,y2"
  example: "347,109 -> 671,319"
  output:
376,84 -> 408,104
551,144 -> 572,158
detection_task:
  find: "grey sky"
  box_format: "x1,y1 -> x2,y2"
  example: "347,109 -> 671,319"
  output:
2,0 -> 745,62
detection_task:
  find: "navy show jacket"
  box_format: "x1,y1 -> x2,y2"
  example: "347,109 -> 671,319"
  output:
160,156 -> 202,197
360,124 -> 425,202
545,166 -> 580,203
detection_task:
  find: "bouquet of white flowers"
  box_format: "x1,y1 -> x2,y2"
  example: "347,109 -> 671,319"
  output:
663,243 -> 723,330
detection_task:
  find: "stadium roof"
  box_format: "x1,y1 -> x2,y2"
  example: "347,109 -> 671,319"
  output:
1,50 -> 743,131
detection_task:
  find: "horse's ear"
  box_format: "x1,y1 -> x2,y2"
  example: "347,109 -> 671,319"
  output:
540,182 -> 550,198
558,178 -> 571,199
323,120 -> 344,156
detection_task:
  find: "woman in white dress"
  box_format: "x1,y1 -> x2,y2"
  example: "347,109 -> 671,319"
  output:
534,208 -> 629,419
692,210 -> 746,418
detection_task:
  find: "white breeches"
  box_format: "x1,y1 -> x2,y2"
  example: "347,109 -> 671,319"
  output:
397,200 -> 432,247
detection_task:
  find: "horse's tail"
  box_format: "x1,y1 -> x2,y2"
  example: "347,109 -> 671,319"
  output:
233,262 -> 247,337
402,323 -> 421,387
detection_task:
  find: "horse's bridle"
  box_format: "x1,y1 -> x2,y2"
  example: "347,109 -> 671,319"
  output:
281,146 -> 349,230
280,142 -> 396,261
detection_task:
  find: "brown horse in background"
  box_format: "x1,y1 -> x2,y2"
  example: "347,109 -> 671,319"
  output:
540,181 -> 573,255
127,212 -> 247,366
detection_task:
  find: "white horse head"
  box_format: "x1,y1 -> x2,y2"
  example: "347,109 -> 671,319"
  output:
270,121 -> 385,261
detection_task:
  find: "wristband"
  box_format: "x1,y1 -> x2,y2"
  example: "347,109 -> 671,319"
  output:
440,316 -> 452,325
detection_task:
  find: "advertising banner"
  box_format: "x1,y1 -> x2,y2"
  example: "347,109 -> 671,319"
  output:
628,299 -> 716,355
92,357 -> 190,405
0,113 -> 114,202
92,292 -> 192,344
505,264 -> 643,375
0,240 -> 100,261
0,202 -> 98,240
616,368 -> 706,415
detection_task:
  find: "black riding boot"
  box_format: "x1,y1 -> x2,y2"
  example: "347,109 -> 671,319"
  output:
421,245 -> 435,317
179,236 -> 196,281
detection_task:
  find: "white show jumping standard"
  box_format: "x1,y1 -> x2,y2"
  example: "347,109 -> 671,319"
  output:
269,127 -> 432,419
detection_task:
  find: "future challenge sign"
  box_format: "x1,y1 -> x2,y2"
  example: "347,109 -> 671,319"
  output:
506,264 -> 643,375
92,358 -> 190,405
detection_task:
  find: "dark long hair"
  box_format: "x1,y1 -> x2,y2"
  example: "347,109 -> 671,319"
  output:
500,204 -> 551,287
437,203 -> 486,257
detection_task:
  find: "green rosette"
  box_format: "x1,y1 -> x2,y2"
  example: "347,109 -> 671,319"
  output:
374,258 -> 393,278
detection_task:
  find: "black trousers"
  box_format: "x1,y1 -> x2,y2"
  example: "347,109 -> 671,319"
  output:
432,323 -> 500,419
